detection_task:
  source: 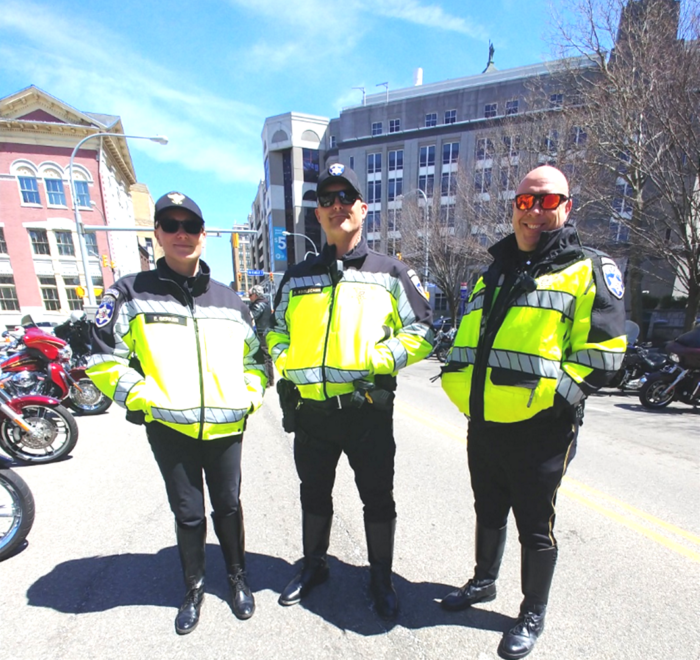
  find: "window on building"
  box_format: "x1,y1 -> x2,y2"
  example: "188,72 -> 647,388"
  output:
425,113 -> 437,127
29,229 -> 50,255
389,119 -> 401,133
443,142 -> 459,165
550,93 -> 564,109
475,138 -> 494,160
330,135 -> 337,148
484,103 -> 497,118
349,156 -> 355,170
55,231 -> 75,256
85,232 -> 99,257
419,146 -> 435,168
264,157 -> 270,192
500,166 -> 518,191
542,130 -> 558,155
372,122 -> 383,136
74,180 -> 91,207
502,135 -> 521,157
506,100 -> 519,115
39,276 -> 60,311
366,211 -> 380,233
63,276 -> 83,310
46,178 -> 67,206
418,174 -> 434,197
367,153 -> 382,174
0,275 -> 19,311
613,181 -> 633,215
388,149 -> 403,171
367,180 -> 382,204
0,229 -> 6,254
19,176 -> 41,204
302,149 -> 320,183
568,126 -> 588,148
474,168 -> 492,193
439,203 -> 456,228
609,219 -> 630,243
441,172 -> 456,197
388,178 -> 403,201
444,110 -> 456,125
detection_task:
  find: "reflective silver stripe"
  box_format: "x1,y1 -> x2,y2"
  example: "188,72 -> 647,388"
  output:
113,371 -> 143,408
287,367 -> 324,385
325,367 -> 371,383
204,407 -> 248,424
151,407 -> 200,425
448,346 -> 476,365
381,337 -> 408,370
568,349 -> 624,372
86,353 -> 129,368
513,289 -> 576,319
556,372 -> 585,405
465,292 -> 485,315
289,274 -> 332,289
270,342 -> 288,362
488,349 -> 560,379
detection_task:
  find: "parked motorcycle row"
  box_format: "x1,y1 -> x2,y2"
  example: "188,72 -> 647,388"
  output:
0,313 -> 113,562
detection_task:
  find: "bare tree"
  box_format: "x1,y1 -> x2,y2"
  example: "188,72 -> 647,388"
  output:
551,0 -> 700,331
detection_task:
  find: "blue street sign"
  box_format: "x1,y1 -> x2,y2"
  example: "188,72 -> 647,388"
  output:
247,269 -> 265,276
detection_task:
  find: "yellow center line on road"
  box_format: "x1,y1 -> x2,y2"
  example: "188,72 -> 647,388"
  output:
394,397 -> 700,563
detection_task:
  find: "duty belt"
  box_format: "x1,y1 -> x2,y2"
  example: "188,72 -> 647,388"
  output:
301,393 -> 358,410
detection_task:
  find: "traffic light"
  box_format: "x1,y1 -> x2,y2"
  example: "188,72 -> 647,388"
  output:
110,261 -> 116,270
237,272 -> 242,281
101,254 -> 109,267
396,252 -> 402,261
269,272 -> 274,281
233,233 -> 240,248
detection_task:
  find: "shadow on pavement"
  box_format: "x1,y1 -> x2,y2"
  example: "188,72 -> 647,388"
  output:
613,402 -> 699,415
27,547 -> 514,636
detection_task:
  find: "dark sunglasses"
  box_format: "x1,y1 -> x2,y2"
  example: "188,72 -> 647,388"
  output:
317,190 -> 361,207
514,193 -> 569,211
157,218 -> 204,235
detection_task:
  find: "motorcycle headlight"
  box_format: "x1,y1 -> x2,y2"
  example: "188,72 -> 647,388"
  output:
58,345 -> 73,363
668,353 -> 680,363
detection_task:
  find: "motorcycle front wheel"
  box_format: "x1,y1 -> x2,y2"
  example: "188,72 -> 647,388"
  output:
0,404 -> 79,464
639,375 -> 676,409
68,378 -> 112,415
0,467 -> 35,561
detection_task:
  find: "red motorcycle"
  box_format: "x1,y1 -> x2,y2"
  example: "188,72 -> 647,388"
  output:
0,319 -> 79,463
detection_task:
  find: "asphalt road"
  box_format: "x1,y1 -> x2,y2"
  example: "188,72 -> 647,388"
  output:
2,360 -> 699,660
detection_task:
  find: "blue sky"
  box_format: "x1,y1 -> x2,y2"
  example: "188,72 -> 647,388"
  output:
0,0 -> 564,284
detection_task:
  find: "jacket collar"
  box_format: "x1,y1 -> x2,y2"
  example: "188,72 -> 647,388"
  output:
489,223 -> 583,271
156,257 -> 210,296
316,236 -> 369,268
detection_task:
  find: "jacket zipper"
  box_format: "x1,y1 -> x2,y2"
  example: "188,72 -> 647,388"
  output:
320,265 -> 339,399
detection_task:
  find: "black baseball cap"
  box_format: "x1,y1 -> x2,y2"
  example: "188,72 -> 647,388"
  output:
317,163 -> 363,200
154,191 -> 204,225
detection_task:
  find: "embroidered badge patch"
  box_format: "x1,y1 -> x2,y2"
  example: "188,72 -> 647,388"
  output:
407,269 -> 428,299
601,258 -> 625,299
329,163 -> 345,176
95,297 -> 116,328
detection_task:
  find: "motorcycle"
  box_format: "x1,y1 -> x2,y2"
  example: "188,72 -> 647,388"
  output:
608,321 -> 670,392
638,326 -> 700,409
431,327 -> 456,363
53,313 -> 112,415
0,317 -> 79,463
0,454 -> 35,561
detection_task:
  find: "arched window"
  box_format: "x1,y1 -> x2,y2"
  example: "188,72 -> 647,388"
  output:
71,168 -> 92,208
301,130 -> 320,143
42,166 -> 67,206
16,166 -> 41,205
271,129 -> 288,143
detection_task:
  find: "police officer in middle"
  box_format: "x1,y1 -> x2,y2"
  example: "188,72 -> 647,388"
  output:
267,163 -> 433,620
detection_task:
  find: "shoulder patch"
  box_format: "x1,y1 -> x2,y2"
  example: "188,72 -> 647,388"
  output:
407,269 -> 428,299
95,296 -> 117,328
601,257 -> 625,300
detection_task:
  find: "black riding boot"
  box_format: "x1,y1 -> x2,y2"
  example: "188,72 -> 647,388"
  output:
212,509 -> 255,620
365,519 -> 399,621
175,522 -> 206,635
278,512 -> 332,606
441,524 -> 507,611
498,546 -> 557,659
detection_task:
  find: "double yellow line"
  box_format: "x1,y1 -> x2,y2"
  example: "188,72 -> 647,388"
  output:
394,399 -> 700,563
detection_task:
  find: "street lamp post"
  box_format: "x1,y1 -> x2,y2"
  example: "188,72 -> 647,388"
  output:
282,231 -> 318,258
69,132 -> 168,306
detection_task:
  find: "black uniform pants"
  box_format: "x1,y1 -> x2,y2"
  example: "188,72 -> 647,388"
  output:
146,421 -> 243,529
467,417 -> 577,550
294,402 -> 396,523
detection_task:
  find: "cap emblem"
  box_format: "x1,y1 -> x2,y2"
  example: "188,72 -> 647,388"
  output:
168,193 -> 186,205
328,163 -> 345,176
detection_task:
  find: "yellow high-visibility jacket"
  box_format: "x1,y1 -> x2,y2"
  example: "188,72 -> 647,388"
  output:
267,239 -> 434,401
87,259 -> 266,440
442,226 -> 626,425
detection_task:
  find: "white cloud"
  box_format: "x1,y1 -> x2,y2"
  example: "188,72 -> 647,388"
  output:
0,1 -> 265,184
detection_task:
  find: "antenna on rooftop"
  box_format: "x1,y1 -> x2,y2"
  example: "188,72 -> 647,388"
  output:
352,86 -> 366,106
376,82 -> 389,104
